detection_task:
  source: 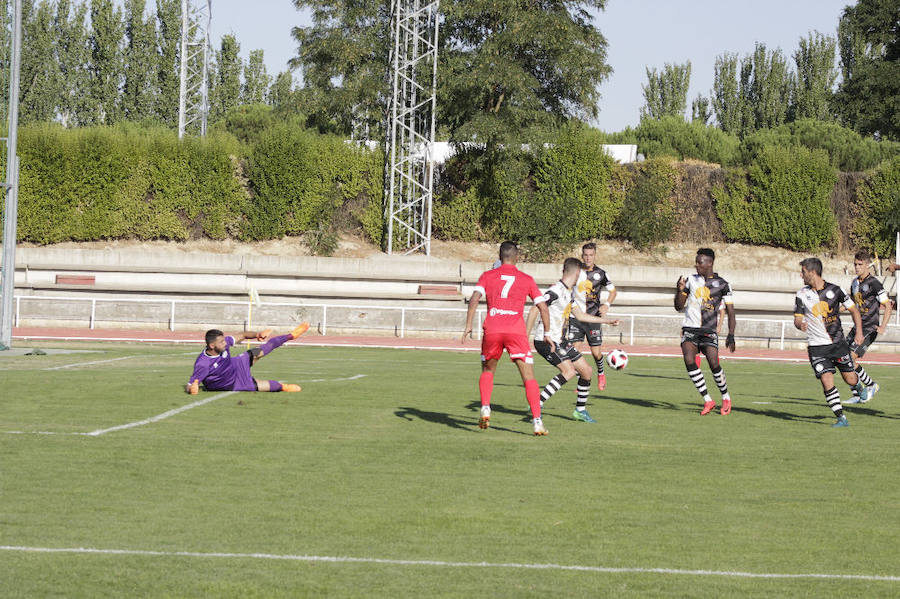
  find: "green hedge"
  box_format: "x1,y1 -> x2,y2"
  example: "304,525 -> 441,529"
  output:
740,119 -> 900,172
853,156 -> 900,256
616,158 -> 679,249
713,145 -> 837,251
245,124 -> 383,245
12,123 -> 246,243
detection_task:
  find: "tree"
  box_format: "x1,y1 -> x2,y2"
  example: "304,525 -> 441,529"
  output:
711,52 -> 742,136
746,43 -> 792,132
835,0 -> 900,139
211,33 -> 240,121
691,94 -> 711,124
791,31 -> 837,122
154,0 -> 180,127
89,0 -> 125,124
20,0 -> 60,123
55,0 -> 93,126
123,0 -> 157,121
267,70 -> 294,109
241,49 -> 271,105
291,0 -> 613,148
641,61 -> 691,120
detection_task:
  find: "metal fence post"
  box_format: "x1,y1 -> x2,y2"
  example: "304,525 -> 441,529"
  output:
15,295 -> 19,327
629,314 -> 635,345
322,306 -> 327,336
780,322 -> 785,351
90,299 -> 96,330
400,307 -> 406,338
170,300 -> 176,332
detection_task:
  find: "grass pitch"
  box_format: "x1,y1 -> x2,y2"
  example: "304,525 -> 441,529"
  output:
1,342 -> 899,598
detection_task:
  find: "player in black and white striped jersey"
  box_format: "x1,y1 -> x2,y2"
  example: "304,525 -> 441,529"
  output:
674,248 -> 736,416
844,250 -> 892,403
793,257 -> 868,427
526,258 -> 620,423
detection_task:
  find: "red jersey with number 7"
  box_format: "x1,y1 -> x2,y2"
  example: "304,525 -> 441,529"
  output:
474,264 -> 546,335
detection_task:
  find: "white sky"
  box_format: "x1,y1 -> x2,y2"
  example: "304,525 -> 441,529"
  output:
203,0 -> 851,132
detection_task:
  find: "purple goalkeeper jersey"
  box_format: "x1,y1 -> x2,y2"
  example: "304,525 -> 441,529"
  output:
189,335 -> 241,391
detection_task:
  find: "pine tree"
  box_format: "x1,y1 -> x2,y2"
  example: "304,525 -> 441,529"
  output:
241,49 -> 269,105
123,0 -> 157,121
89,0 -> 125,124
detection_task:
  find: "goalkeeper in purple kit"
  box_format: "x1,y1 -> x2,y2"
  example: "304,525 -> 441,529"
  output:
186,323 -> 310,394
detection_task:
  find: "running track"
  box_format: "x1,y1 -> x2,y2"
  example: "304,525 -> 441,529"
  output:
11,326 -> 900,366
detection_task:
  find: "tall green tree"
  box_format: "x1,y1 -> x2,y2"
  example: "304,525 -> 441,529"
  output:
89,0 -> 125,124
20,0 -> 60,123
154,0 -> 180,127
746,42 -> 792,132
691,94 -> 711,124
267,70 -> 294,109
835,0 -> 900,139
291,0 -> 613,147
55,0 -> 93,126
211,33 -> 240,121
791,31 -> 837,122
711,52 -> 742,135
123,0 -> 157,121
241,49 -> 270,105
641,61 -> 691,120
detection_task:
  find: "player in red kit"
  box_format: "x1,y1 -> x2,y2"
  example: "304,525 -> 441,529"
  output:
462,241 -> 554,435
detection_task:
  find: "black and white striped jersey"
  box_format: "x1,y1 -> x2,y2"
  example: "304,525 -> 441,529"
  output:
850,274 -> 889,331
794,282 -> 855,346
680,273 -> 733,332
581,266 -> 615,315
532,280 -> 573,344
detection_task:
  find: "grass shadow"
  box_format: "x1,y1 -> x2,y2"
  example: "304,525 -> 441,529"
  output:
396,404 -> 529,435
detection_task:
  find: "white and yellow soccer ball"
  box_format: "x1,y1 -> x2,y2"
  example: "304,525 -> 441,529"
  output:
606,348 -> 629,370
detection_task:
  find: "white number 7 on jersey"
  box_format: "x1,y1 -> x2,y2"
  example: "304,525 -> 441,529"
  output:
500,275 -> 516,298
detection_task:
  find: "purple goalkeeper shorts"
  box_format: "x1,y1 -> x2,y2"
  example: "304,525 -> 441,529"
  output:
230,352 -> 258,391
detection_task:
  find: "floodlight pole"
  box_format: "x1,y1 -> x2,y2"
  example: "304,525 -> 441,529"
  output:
177,0 -> 211,139
0,0 -> 23,350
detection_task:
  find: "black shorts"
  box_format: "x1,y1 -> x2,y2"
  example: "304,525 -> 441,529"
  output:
681,328 -> 718,349
847,327 -> 878,358
567,318 -> 603,346
807,342 -> 856,378
534,339 -> 583,366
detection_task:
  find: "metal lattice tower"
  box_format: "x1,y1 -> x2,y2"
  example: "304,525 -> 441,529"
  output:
385,0 -> 439,255
177,0 -> 211,138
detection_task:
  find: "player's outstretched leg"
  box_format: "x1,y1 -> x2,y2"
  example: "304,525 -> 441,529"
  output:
854,365 -> 877,403
290,322 -> 310,339
594,353 -> 606,391
540,373 -> 569,406
256,380 -> 301,392
572,377 -> 595,422
686,363 -> 715,414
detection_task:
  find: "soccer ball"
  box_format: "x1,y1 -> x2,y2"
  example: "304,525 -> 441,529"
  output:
606,349 -> 629,370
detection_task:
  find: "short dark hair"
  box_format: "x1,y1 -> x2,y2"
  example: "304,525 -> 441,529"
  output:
563,257 -> 582,274
581,242 -> 596,252
205,329 -> 224,346
499,241 -> 518,261
799,257 -> 822,276
854,250 -> 872,263
697,248 -> 715,261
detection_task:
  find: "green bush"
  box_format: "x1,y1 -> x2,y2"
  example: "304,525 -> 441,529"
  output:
853,156 -> 900,256
13,123 -> 245,244
713,145 -> 837,251
245,124 -> 383,244
617,158 -> 679,249
432,187 -> 485,242
632,116 -> 741,166
741,119 -> 900,172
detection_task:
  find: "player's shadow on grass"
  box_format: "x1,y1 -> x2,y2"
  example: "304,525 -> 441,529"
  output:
841,405 -> 900,420
624,372 -> 686,382
729,404 -> 831,424
395,405 -> 529,435
600,394 -> 682,411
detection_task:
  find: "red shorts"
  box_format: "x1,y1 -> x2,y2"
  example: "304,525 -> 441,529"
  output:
481,332 -> 533,363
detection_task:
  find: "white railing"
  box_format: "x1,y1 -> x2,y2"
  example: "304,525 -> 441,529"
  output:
13,294 -> 898,349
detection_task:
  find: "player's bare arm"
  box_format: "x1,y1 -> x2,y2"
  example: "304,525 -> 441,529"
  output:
793,313 -> 807,331
525,305 -> 539,337
571,305 -> 619,326
725,303 -> 736,352
462,290 -> 482,342
600,288 -> 617,316
536,301 -> 555,350
877,299 -> 893,335
674,277 -> 688,310
848,305 -> 865,347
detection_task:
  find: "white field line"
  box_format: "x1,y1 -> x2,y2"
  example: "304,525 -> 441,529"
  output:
41,351 -> 198,371
0,546 -> 898,582
301,374 -> 367,383
3,392 -> 235,437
